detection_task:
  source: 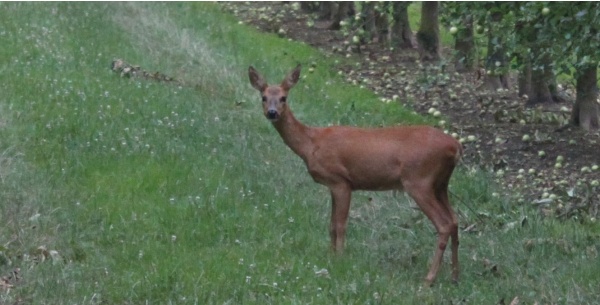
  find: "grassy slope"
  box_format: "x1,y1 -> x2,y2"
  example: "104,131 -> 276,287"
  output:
0,2 -> 598,304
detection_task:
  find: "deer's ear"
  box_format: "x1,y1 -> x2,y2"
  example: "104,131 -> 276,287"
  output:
281,64 -> 301,91
248,66 -> 268,92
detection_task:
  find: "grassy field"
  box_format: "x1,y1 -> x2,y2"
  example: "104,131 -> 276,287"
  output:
0,2 -> 599,304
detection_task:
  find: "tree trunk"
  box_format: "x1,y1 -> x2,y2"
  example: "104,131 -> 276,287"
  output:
328,2 -> 352,30
363,2 -> 377,41
481,9 -> 510,90
300,2 -> 318,13
374,3 -> 389,45
416,2 -> 440,61
545,63 -> 562,103
527,52 -> 555,105
515,19 -> 532,98
572,64 -> 599,130
454,15 -> 476,72
318,2 -> 333,20
518,59 -> 532,98
391,2 -> 414,48
515,15 -> 558,105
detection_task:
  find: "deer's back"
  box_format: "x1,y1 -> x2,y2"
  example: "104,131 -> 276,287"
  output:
305,125 -> 461,190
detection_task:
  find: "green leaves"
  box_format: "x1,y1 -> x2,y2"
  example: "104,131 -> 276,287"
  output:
442,2 -> 600,77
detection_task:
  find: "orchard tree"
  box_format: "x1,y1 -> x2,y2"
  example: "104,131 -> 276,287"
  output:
329,2 -> 354,30
364,2 -> 412,48
443,1 -> 599,130
299,2 -> 318,13
443,2 -> 513,86
452,14 -> 476,72
572,65 -> 598,130
361,2 -> 389,44
539,2 -> 600,130
481,2 -> 513,90
317,2 -> 333,20
310,2 -> 353,30
417,1 -> 441,61
391,2 -> 415,49
442,2 -> 479,72
348,2 -> 416,50
513,2 -> 561,105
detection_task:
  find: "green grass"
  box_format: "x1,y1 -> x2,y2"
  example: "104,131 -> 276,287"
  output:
0,2 -> 599,304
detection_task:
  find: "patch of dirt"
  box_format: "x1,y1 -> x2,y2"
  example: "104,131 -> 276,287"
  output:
221,2 -> 600,221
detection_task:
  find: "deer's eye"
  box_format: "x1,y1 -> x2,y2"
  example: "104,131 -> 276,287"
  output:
280,96 -> 287,103
261,96 -> 267,102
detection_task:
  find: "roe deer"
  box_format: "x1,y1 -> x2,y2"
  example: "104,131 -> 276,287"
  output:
248,64 -> 463,285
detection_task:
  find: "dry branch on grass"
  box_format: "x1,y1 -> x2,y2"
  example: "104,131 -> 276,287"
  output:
111,58 -> 182,85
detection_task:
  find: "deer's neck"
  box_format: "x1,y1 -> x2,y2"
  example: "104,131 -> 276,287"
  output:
272,111 -> 315,161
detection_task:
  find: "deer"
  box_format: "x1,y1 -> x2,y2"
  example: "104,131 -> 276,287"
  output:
248,64 -> 463,285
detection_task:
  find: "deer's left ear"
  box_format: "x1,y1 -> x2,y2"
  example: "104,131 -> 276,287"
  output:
249,66 -> 268,92
281,64 -> 301,91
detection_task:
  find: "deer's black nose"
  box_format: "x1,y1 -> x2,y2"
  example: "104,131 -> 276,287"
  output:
266,109 -> 278,120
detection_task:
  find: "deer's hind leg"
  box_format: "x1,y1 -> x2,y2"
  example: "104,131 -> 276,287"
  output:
437,183 -> 459,283
405,181 -> 456,286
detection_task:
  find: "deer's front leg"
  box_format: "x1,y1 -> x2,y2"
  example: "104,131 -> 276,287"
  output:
329,184 -> 352,253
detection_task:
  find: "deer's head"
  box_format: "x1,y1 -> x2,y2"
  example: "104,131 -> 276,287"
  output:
248,65 -> 301,122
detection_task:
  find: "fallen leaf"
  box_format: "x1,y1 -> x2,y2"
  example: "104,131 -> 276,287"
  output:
509,296 -> 520,305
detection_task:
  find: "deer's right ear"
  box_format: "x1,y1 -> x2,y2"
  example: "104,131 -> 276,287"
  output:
248,66 -> 268,92
281,64 -> 301,91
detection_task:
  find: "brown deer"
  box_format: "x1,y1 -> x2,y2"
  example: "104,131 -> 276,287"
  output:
248,64 -> 463,285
